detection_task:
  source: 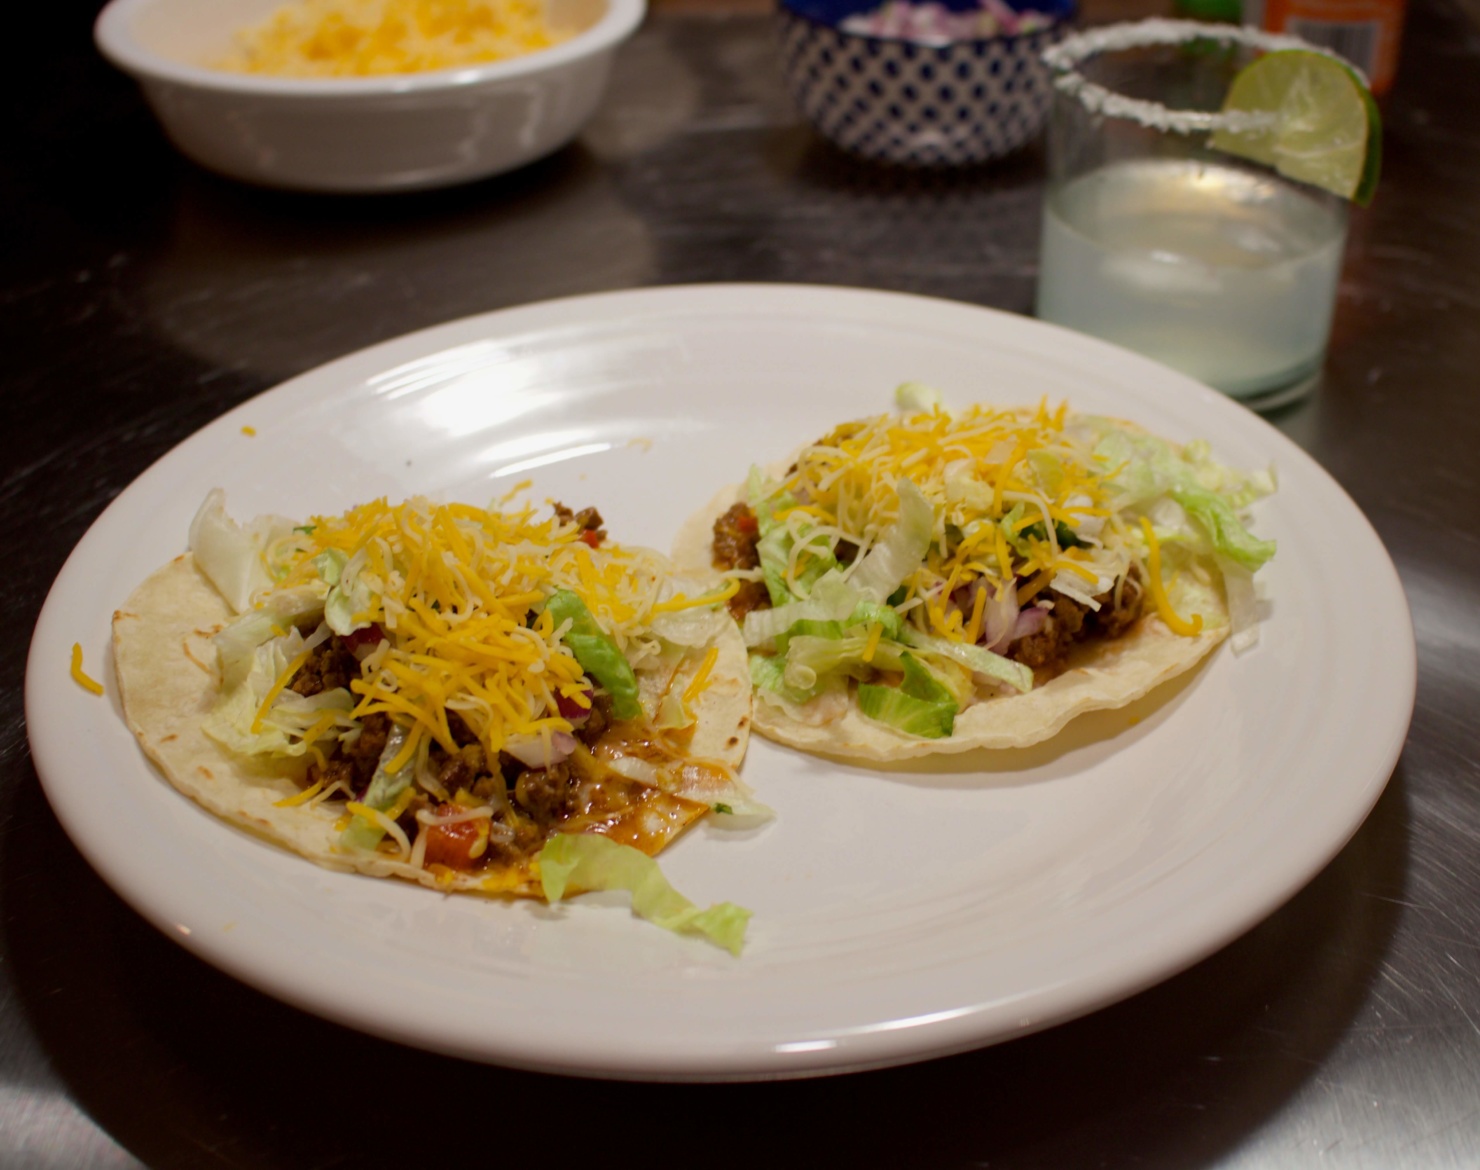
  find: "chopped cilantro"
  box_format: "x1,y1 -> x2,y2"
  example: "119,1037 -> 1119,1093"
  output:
1021,520 -> 1087,549
713,802 -> 734,815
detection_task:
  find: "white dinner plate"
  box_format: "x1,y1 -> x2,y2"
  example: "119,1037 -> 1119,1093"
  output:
27,285 -> 1414,1081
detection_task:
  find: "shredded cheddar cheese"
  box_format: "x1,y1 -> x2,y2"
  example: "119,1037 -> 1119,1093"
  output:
345,801 -> 411,856
775,402 -> 1129,651
229,496 -> 720,788
963,585 -> 989,645
1139,518 -> 1203,637
70,643 -> 105,696
681,645 -> 720,707
218,0 -> 572,78
252,648 -> 311,733
275,778 -> 326,807
738,392 -> 1275,743
650,579 -> 740,615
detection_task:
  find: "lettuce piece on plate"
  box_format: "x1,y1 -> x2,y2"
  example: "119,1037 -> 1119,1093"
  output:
539,834 -> 751,955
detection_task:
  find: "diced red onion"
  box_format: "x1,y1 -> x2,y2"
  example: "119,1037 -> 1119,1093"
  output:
981,580 -> 1020,652
1011,604 -> 1049,642
503,732 -> 577,770
838,0 -> 1057,44
555,688 -> 595,726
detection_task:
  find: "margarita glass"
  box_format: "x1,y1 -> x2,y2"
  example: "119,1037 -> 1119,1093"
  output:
1036,21 -> 1354,408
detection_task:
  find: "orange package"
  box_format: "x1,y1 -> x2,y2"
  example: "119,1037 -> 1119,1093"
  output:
1247,0 -> 1407,95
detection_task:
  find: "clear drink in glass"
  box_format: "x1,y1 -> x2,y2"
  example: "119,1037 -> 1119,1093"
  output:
1036,21 -> 1353,408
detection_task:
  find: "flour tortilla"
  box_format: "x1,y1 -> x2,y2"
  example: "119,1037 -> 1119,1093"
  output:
113,553 -> 753,894
673,482 -> 1228,762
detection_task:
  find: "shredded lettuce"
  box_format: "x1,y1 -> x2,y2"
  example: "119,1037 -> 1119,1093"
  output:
340,723 -> 416,852
847,601 -> 903,641
1170,485 -> 1277,572
312,548 -> 347,587
654,687 -> 694,731
899,626 -> 1033,694
782,633 -> 907,692
1026,449 -> 1065,498
650,595 -> 730,648
747,465 -> 791,531
755,524 -> 799,606
846,479 -> 935,602
894,381 -> 943,412
539,834 -> 751,955
212,587 -> 325,692
742,571 -> 863,648
1090,420 -> 1275,571
323,548 -> 376,636
1216,554 -> 1260,652
944,468 -> 993,513
755,519 -> 839,607
774,618 -> 846,652
857,653 -> 958,738
203,619 -> 355,758
748,467 -> 803,606
189,489 -> 297,614
545,589 -> 641,720
750,650 -> 820,706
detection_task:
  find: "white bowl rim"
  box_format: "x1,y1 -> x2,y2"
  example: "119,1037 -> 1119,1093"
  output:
94,0 -> 646,98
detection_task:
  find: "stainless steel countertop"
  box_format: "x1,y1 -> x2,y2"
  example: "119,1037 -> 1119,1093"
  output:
5,1 -> 1478,1166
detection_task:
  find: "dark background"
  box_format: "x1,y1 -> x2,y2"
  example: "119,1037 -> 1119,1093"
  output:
5,0 -> 1479,1166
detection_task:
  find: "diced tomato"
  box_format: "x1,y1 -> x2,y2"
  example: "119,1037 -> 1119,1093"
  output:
423,805 -> 488,870
579,529 -> 603,548
343,623 -> 385,656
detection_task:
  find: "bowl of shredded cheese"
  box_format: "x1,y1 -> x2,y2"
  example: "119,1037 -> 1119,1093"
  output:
95,0 -> 644,192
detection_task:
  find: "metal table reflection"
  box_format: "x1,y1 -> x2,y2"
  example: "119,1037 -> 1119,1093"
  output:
4,0 -> 1478,1165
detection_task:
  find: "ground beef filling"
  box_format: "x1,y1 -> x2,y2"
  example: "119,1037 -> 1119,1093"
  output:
552,501 -> 606,546
1010,569 -> 1146,677
289,637 -> 362,698
711,504 -> 1147,680
710,502 -> 771,621
300,684 -> 636,873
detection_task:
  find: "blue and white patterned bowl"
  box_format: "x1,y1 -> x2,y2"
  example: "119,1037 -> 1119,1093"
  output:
777,0 -> 1076,167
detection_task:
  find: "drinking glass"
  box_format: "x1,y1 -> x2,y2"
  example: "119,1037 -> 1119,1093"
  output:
1035,20 -> 1352,409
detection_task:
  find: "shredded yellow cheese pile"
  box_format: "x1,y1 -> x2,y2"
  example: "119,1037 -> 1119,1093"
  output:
218,0 -> 570,78
257,498 -> 717,774
778,402 -> 1133,645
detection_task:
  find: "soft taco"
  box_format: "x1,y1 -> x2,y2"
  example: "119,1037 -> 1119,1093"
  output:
114,491 -> 760,952
673,386 -> 1276,761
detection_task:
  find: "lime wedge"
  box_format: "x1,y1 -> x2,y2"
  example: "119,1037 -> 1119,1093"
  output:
1210,49 -> 1382,205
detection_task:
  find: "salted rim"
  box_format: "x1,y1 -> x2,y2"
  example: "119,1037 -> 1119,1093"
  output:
1041,18 -> 1363,135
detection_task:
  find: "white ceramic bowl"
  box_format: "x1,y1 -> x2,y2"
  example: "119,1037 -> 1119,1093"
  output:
95,0 -> 644,193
